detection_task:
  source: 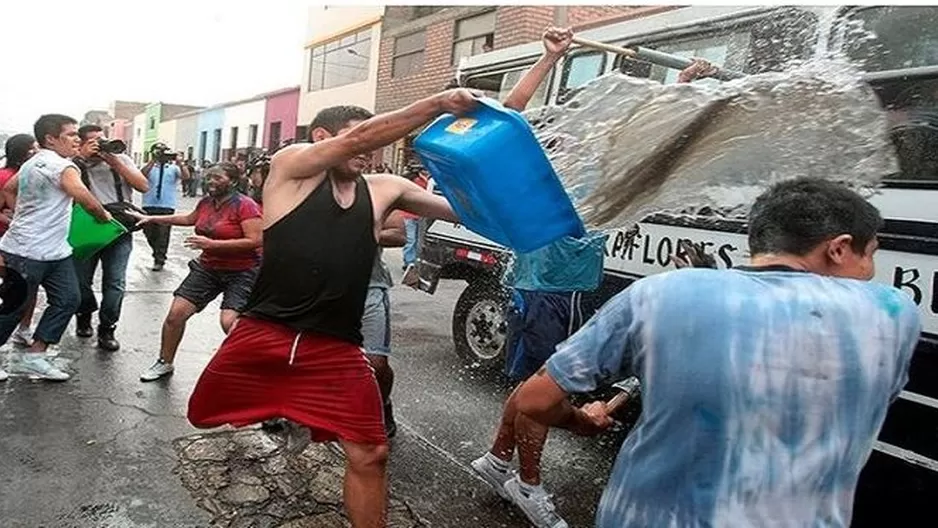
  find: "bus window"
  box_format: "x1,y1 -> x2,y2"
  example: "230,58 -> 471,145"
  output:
874,76 -> 938,182
841,7 -> 938,73
646,30 -> 750,85
464,66 -> 552,107
558,51 -> 606,101
499,68 -> 551,108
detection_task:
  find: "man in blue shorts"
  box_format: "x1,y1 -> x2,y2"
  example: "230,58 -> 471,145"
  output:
514,177 -> 922,528
470,27 -> 720,528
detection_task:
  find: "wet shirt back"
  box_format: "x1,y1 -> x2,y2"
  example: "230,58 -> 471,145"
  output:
193,193 -> 261,271
0,149 -> 77,261
547,267 -> 922,528
242,177 -> 377,345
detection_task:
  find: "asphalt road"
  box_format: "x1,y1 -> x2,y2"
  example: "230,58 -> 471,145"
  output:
0,196 -> 623,528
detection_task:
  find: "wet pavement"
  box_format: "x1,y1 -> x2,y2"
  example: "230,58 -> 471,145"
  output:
0,197 -> 621,527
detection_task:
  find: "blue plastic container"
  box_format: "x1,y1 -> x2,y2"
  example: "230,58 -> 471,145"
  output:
414,97 -> 585,253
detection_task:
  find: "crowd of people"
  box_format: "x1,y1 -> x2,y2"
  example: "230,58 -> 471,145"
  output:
0,25 -> 924,528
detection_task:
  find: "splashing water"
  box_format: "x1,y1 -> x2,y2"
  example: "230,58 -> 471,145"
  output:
523,56 -> 897,230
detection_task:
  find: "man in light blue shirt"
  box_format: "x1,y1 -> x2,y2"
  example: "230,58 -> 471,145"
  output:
140,142 -> 189,271
515,177 -> 922,528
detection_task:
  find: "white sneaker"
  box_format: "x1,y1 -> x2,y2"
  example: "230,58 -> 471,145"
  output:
10,326 -> 33,347
471,453 -> 514,500
0,368 -> 8,381
140,359 -> 174,382
14,354 -> 70,381
504,477 -> 568,528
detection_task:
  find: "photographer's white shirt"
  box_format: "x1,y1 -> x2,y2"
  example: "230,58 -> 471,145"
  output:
0,148 -> 76,261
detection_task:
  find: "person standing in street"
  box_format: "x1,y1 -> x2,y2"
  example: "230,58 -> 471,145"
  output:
135,162 -> 261,382
186,91 -> 479,528
468,28 -> 721,528
513,178 -> 921,528
72,125 -> 149,350
0,133 -> 41,351
400,167 -> 428,276
140,143 -> 189,271
0,114 -> 111,381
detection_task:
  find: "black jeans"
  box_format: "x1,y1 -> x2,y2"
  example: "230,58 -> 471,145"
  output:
0,252 -> 80,346
74,233 -> 133,328
142,207 -> 174,265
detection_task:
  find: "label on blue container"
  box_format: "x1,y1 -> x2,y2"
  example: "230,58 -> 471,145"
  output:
445,118 -> 477,135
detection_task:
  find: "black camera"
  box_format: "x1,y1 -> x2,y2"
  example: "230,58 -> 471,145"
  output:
151,143 -> 175,164
96,138 -> 126,154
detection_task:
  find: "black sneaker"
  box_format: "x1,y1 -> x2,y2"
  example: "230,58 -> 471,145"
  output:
384,402 -> 398,439
76,314 -> 93,338
151,262 -> 165,272
97,325 -> 120,351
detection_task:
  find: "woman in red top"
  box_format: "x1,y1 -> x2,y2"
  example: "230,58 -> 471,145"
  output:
131,162 -> 262,382
0,134 -> 38,235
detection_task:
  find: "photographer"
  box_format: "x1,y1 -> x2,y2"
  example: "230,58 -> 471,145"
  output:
140,143 -> 189,271
73,125 -> 149,350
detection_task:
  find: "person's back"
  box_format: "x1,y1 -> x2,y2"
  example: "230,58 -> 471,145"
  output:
564,267 -> 919,528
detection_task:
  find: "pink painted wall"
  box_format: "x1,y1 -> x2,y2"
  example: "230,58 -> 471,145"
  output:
263,87 -> 300,151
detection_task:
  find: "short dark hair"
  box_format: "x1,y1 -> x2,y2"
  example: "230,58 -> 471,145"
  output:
308,106 -> 373,141
748,177 -> 883,256
3,133 -> 36,170
34,114 -> 77,148
77,124 -> 103,141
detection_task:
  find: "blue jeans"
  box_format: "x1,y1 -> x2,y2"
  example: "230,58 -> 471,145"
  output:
403,219 -> 419,267
0,251 -> 80,346
74,233 -> 133,328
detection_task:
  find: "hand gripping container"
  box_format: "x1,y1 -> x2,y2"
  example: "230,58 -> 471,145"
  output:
413,97 -> 585,253
68,206 -> 129,261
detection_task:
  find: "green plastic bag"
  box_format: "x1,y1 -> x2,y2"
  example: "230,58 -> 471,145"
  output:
67,206 -> 128,261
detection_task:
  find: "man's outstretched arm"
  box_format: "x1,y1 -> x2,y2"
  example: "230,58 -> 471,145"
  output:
503,27 -> 573,112
270,89 -> 480,183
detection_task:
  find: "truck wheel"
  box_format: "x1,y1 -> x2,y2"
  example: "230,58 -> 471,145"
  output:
453,279 -> 510,369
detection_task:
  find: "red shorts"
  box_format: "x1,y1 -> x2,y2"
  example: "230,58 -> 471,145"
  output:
187,316 -> 387,445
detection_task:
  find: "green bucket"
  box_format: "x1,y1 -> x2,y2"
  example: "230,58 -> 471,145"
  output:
67,206 -> 129,261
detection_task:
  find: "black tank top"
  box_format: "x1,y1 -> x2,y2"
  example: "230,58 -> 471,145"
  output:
242,176 -> 377,345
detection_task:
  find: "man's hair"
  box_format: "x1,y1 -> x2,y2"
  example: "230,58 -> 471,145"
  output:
748,177 -> 883,256
77,124 -> 103,141
3,133 -> 36,170
207,161 -> 242,181
33,114 -> 77,148
307,106 -> 374,141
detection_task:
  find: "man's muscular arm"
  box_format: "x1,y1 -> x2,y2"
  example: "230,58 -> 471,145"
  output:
269,89 -> 480,183
372,174 -> 459,223
379,211 -> 407,248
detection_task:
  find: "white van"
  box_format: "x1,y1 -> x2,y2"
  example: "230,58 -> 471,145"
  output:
414,6 -> 938,525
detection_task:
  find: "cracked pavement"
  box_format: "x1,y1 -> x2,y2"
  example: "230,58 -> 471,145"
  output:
0,197 -> 623,527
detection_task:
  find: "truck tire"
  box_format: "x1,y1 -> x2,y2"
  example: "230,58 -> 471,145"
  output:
453,278 -> 511,369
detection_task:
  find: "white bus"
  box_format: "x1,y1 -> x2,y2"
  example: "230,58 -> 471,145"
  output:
415,5 -> 938,525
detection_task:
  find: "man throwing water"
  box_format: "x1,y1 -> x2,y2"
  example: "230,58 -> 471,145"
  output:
186,90 -> 479,527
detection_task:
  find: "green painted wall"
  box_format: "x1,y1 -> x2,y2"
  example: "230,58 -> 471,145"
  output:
143,103 -> 162,160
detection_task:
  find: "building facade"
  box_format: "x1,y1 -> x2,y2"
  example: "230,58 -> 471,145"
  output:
173,112 -> 201,162
298,5 -> 385,146
374,5 -> 669,168
220,97 -> 266,161
263,86 -> 300,151
197,107 -> 226,164
131,112 -> 147,165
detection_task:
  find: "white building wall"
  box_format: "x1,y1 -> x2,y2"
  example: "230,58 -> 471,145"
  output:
131,113 -> 147,165
158,119 -> 178,151
220,99 -> 265,152
298,6 -> 384,126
